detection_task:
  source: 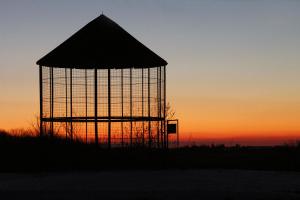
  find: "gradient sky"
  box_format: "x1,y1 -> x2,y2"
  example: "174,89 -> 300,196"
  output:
1,0 -> 300,145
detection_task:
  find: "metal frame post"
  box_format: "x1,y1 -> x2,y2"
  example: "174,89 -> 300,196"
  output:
159,66 -> 163,147
130,68 -> 133,147
70,68 -> 73,140
50,67 -> 54,136
142,68 -> 144,146
108,69 -> 111,149
65,68 -> 68,139
121,69 -> 124,147
94,68 -> 98,145
157,67 -> 160,147
148,68 -> 151,147
39,66 -> 43,136
163,66 -> 166,148
85,69 -> 88,143
158,66 -> 162,147
49,67 -> 51,135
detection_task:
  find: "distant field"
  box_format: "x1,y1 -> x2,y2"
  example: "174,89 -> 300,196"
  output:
0,170 -> 300,200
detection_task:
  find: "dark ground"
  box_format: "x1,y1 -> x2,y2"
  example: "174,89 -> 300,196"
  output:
0,131 -> 300,199
1,170 -> 300,200
1,133 -> 299,172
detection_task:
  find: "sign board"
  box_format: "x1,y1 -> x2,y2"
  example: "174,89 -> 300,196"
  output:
167,124 -> 177,134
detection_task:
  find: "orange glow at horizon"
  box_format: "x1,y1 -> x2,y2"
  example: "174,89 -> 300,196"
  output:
1,80 -> 300,146
1,100 -> 300,146
169,88 -> 300,145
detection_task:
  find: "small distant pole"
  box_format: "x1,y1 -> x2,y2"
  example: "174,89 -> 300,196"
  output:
177,120 -> 179,148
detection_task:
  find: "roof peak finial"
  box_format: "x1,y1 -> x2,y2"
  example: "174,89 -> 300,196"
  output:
101,11 -> 103,15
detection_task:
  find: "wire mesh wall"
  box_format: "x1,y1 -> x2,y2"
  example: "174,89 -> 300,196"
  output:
40,66 -> 166,148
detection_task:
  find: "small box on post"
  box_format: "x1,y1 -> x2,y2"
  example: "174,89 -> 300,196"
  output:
167,123 -> 177,134
167,119 -> 179,148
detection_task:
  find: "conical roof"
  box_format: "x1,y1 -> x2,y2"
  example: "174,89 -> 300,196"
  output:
36,14 -> 167,68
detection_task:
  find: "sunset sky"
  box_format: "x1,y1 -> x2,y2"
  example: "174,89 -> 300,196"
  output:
0,0 -> 300,145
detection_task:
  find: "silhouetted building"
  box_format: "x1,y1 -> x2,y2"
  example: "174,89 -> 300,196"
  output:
37,14 -> 168,148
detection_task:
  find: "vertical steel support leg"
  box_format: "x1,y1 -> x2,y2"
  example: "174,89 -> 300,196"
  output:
50,67 -> 54,136
142,68 -> 144,147
85,69 -> 88,144
108,69 -> 111,149
148,68 -> 151,148
70,68 -> 73,140
159,66 -> 162,147
157,67 -> 160,147
130,68 -> 133,147
163,66 -> 167,148
121,69 -> 124,147
94,69 -> 98,145
65,68 -> 68,139
49,67 -> 51,135
39,66 -> 43,136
